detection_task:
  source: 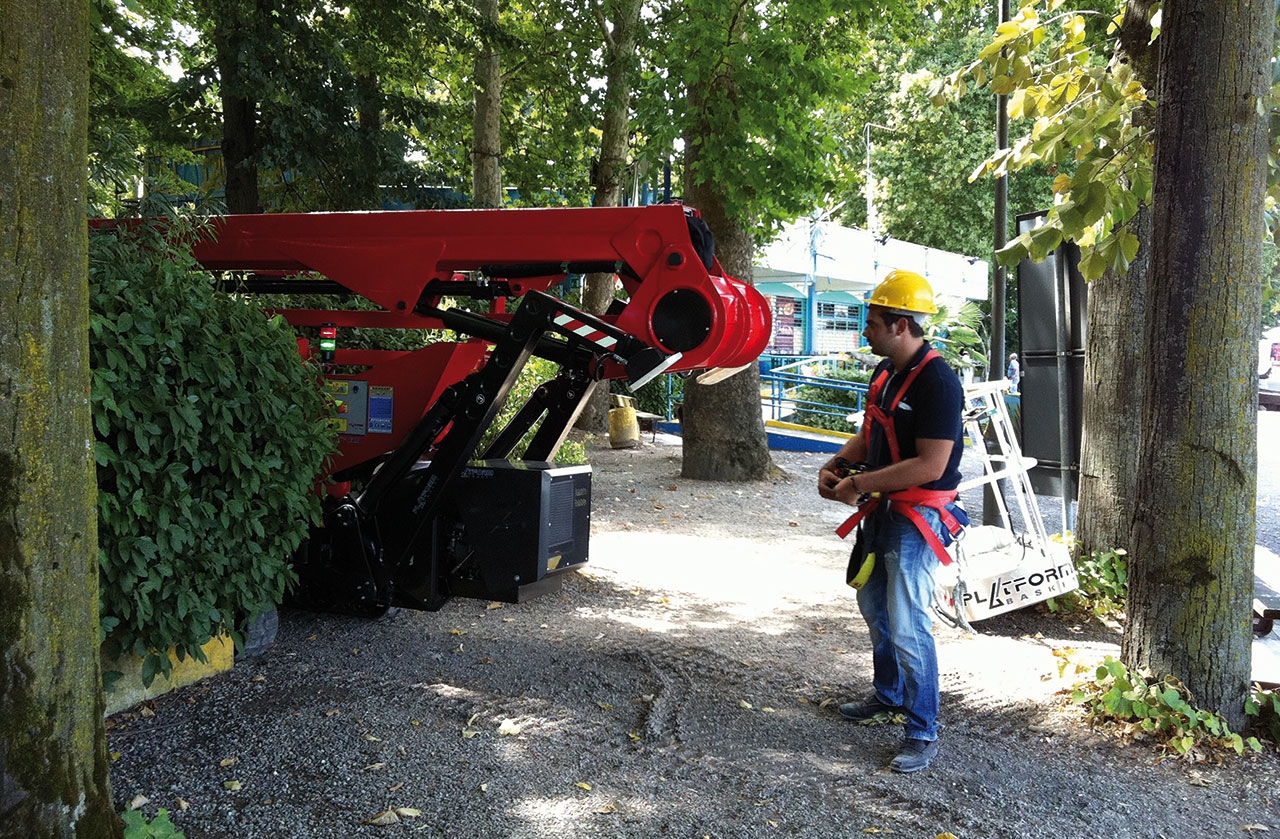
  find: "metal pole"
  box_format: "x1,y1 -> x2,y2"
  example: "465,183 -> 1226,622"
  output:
983,0 -> 1012,526
1053,251 -> 1074,532
990,0 -> 1010,383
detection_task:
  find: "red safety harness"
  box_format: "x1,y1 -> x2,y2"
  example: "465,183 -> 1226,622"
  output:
835,348 -> 963,565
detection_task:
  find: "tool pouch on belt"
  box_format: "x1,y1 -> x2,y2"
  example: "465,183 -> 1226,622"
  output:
844,501 -> 970,589
845,513 -> 879,590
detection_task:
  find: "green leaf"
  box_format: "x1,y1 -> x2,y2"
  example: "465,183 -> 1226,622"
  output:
1027,223 -> 1063,262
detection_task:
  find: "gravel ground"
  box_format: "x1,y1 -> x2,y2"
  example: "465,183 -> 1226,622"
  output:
107,416 -> 1280,839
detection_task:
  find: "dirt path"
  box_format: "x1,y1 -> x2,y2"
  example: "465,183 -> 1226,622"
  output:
108,436 -> 1280,839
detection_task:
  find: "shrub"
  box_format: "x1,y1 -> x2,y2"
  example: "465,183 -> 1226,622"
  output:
122,808 -> 184,839
482,356 -> 588,465
1049,546 -> 1128,619
1072,656 -> 1262,757
622,372 -> 684,419
90,219 -> 336,683
791,365 -> 871,431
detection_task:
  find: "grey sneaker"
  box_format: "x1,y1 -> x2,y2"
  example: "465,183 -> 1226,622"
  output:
890,737 -> 939,773
838,697 -> 903,722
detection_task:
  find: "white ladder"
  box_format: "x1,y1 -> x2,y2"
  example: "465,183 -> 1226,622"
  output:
956,379 -> 1049,546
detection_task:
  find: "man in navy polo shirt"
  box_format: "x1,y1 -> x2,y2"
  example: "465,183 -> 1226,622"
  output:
818,269 -> 965,774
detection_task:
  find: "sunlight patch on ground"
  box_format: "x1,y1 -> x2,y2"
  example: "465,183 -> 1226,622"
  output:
573,604 -> 688,635
588,531 -> 850,618
510,793 -> 654,834
940,630 -> 1118,706
418,682 -> 485,701
754,747 -> 862,778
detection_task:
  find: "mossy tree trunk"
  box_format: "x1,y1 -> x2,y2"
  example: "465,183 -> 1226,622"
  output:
1125,0 -> 1272,728
578,0 -> 644,434
0,2 -> 123,836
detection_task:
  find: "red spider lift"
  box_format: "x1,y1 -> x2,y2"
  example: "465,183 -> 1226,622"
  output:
189,203 -> 772,615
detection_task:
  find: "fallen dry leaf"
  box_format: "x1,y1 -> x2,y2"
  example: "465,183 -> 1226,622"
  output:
175,798 -> 190,811
738,700 -> 753,710
324,709 -> 340,717
364,763 -> 385,771
575,782 -> 592,790
139,705 -> 156,719
498,719 -> 523,736
223,781 -> 242,791
597,701 -> 614,711
788,521 -> 799,527
363,734 -> 382,742
449,628 -> 467,636
252,674 -> 267,683
395,807 -> 422,818
128,794 -> 150,810
389,782 -> 404,792
938,834 -> 959,839
364,809 -> 399,826
597,802 -> 619,814
486,601 -> 504,610
1241,826 -> 1271,833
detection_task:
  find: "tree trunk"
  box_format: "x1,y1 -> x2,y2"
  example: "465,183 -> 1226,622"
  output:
212,0 -> 262,215
578,0 -> 643,434
471,0 -> 502,208
681,150 -> 772,480
351,70 -> 383,210
1076,207 -> 1149,558
1075,0 -> 1156,560
0,3 -> 122,836
1125,0 -> 1271,727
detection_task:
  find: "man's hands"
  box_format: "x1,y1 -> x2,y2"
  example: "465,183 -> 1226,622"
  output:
818,459 -> 867,506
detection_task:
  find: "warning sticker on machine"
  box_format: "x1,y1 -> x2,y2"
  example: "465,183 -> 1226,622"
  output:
368,386 -> 394,433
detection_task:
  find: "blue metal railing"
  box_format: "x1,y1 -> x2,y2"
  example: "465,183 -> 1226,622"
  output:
642,354 -> 872,429
759,354 -> 871,428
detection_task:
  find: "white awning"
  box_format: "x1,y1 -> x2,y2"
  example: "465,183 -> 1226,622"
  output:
755,218 -> 989,302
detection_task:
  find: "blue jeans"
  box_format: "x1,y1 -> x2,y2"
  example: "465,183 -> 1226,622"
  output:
855,505 -> 942,741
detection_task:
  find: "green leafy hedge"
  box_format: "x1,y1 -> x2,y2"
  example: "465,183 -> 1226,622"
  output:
90,219 -> 336,682
791,366 -> 871,432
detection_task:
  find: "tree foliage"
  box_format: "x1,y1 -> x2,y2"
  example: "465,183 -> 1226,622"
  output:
930,0 -> 1153,280
637,0 -> 877,238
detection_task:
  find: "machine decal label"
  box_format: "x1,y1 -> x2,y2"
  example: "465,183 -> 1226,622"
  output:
368,386 -> 394,433
327,379 -> 368,435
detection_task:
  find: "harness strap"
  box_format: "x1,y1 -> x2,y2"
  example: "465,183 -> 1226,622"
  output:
842,347 -> 960,566
835,488 -> 960,565
863,349 -> 944,463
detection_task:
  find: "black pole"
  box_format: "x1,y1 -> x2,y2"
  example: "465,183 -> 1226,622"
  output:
984,0 -> 1012,526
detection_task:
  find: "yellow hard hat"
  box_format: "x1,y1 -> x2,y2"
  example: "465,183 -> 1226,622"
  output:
868,269 -> 937,317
